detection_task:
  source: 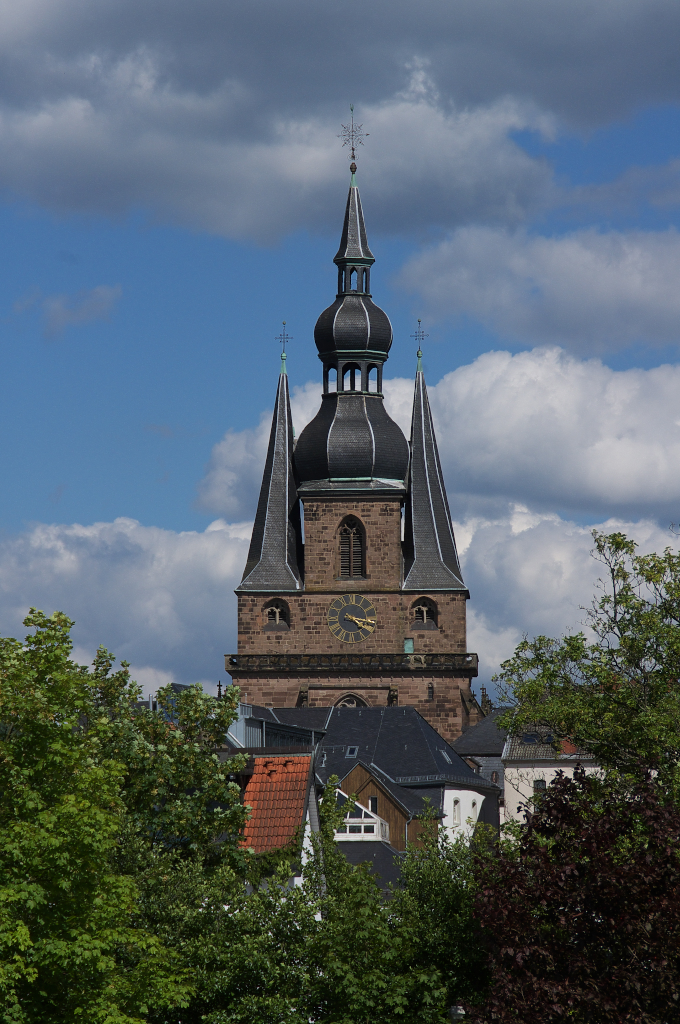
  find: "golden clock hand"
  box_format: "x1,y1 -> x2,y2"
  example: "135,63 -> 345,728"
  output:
345,614 -> 376,628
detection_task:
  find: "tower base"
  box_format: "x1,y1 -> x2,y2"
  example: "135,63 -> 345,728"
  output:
225,651 -> 481,743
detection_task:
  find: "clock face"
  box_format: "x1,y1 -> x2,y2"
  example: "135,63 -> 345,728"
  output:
327,594 -> 377,644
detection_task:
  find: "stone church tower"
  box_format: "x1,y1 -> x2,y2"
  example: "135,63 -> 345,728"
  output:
226,166 -> 481,742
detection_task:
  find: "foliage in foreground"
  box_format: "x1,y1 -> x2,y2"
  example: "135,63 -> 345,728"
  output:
468,767 -> 680,1024
496,529 -> 680,781
0,610 -> 488,1024
0,609 -> 247,1024
142,784 -> 488,1024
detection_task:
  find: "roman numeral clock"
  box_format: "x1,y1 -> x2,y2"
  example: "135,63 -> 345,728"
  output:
327,594 -> 377,644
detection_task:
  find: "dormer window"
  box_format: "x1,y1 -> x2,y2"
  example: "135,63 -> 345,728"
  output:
339,516 -> 365,578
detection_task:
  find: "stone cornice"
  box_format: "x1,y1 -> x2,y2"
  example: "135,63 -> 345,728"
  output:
225,652 -> 478,676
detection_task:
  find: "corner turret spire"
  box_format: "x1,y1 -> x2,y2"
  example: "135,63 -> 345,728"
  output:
403,342 -> 466,591
237,355 -> 303,592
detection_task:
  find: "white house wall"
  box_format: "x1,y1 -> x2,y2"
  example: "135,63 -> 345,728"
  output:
443,786 -> 484,840
503,760 -> 600,822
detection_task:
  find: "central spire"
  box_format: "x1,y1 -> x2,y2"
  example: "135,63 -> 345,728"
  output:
333,161 -> 375,291
313,163 -> 393,368
294,164 -> 409,494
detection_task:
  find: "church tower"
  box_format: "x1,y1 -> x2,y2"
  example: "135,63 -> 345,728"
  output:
226,165 -> 481,742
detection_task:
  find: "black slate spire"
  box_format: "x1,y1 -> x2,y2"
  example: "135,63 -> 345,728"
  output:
403,352 -> 466,591
334,163 -> 375,265
237,355 -> 303,592
295,165 -> 409,494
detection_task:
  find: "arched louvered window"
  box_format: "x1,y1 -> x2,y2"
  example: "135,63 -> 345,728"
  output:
410,598 -> 438,630
339,516 -> 365,578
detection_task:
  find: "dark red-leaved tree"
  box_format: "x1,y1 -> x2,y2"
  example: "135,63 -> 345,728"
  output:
468,768 -> 680,1024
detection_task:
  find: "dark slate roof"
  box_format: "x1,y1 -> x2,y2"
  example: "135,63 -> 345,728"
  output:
267,706 -> 334,731
339,841 -> 404,892
402,368 -> 466,592
294,392 -> 409,491
313,706 -> 498,792
452,710 -> 509,757
503,726 -> 595,762
237,362 -> 303,592
314,294 -> 393,359
315,177 -> 391,360
333,178 -> 374,264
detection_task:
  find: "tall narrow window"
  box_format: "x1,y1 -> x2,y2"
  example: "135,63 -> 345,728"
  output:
339,517 -> 365,577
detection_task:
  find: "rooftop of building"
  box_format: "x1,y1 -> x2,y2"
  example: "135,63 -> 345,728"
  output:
272,705 -> 498,792
240,753 -> 314,854
502,726 -> 595,763
452,708 -> 509,757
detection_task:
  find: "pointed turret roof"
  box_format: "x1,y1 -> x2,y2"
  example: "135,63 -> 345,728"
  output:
334,163 -> 375,265
403,354 -> 466,591
237,355 -> 303,592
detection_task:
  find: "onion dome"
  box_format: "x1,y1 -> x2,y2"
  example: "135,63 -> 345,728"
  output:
295,391 -> 409,492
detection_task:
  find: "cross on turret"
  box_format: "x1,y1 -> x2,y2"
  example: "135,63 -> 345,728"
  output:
276,321 -> 292,355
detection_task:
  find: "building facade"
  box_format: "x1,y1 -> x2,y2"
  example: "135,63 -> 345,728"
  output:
226,164 -> 481,742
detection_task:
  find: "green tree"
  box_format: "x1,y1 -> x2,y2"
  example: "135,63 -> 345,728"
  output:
0,609 -> 250,1024
0,610 -> 189,1023
496,530 -> 680,780
389,813 -> 490,1014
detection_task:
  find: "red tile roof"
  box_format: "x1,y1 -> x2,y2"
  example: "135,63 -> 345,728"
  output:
241,754 -> 312,853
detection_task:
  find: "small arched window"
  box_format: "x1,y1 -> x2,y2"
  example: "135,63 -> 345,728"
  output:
471,800 -> 478,821
263,600 -> 290,631
411,598 -> 438,630
367,365 -> 378,393
342,363 -> 361,392
335,693 -> 368,708
427,682 -> 434,702
339,517 -> 365,578
452,799 -> 461,825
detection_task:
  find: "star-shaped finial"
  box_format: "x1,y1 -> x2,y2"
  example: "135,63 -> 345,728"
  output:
339,104 -> 369,162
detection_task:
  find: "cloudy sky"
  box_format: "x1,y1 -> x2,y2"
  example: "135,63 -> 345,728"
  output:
2,0 -> 680,697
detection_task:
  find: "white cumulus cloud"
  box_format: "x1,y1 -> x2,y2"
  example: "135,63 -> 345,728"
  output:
199,349 -> 680,524
0,517 -> 251,687
401,226 -> 680,353
0,506 -> 673,700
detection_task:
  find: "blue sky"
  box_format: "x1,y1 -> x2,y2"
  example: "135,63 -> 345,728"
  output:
3,0 -> 680,695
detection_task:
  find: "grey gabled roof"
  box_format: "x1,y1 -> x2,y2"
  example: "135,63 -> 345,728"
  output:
237,360 -> 303,592
314,706 -> 497,792
402,368 -> 465,591
334,180 -> 375,265
452,709 -> 509,757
